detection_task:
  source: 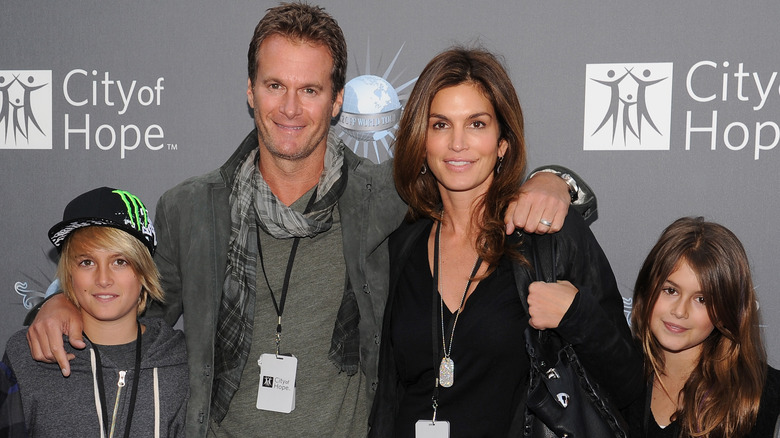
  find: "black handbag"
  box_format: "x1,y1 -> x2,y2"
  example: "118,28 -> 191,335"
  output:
522,233 -> 628,438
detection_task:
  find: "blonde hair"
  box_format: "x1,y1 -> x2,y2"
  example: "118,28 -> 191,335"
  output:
57,226 -> 164,316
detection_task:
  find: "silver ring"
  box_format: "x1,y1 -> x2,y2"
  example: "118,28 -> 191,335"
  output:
539,219 -> 553,227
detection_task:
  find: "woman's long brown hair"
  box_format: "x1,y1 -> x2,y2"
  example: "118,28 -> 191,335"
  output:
631,217 -> 766,437
393,47 -> 527,268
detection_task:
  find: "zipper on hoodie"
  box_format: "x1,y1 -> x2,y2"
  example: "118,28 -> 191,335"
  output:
108,370 -> 127,438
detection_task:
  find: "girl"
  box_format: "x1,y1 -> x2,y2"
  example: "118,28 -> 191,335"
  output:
3,187 -> 188,437
629,217 -> 780,437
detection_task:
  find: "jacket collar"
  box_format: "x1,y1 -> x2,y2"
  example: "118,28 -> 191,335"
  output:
219,130 -> 259,186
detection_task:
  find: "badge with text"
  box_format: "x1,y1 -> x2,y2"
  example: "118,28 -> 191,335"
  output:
256,353 -> 297,413
415,420 -> 450,438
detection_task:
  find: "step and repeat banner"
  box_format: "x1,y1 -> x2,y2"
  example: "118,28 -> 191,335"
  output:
2,1 -> 778,365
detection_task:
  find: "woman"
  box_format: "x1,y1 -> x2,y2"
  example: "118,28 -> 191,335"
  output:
369,47 -> 643,437
3,187 -> 188,437
627,217 -> 780,437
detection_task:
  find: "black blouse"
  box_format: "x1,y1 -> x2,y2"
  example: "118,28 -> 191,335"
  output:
389,221 -> 528,437
625,366 -> 780,438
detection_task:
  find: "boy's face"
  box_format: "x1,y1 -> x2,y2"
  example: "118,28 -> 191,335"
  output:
68,234 -> 142,332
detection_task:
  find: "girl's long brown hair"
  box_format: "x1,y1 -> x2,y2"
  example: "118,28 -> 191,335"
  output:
393,47 -> 527,267
631,217 -> 766,437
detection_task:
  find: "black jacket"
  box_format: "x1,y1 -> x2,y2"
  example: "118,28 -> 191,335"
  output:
369,209 -> 644,436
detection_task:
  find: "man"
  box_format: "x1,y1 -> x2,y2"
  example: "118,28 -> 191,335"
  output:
27,3 -> 592,437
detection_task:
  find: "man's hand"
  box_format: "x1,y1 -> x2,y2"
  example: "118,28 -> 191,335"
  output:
505,171 -> 570,235
26,293 -> 85,377
527,280 -> 578,330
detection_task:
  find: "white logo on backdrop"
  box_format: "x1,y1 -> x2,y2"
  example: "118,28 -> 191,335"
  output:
0,70 -> 52,149
12,255 -> 57,312
622,296 -> 633,327
14,281 -> 46,310
584,63 -> 673,151
337,43 -> 417,163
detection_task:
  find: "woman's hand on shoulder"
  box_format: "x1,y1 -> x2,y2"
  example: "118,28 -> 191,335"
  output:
527,280 -> 578,329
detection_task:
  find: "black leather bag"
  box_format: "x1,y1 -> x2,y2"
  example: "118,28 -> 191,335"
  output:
523,234 -> 628,438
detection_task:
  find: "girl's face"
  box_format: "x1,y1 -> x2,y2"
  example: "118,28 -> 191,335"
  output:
69,235 -> 142,329
650,260 -> 715,359
425,83 -> 508,199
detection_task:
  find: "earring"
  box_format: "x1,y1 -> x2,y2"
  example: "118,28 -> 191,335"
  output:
496,156 -> 504,174
420,163 -> 428,175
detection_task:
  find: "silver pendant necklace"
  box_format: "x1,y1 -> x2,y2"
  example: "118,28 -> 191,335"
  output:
434,219 -> 482,388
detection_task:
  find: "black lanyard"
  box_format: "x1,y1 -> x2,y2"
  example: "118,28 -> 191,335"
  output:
429,220 -> 482,415
256,188 -> 318,354
88,321 -> 142,438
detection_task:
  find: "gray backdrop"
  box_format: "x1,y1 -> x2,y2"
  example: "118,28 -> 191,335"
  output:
2,1 -> 778,367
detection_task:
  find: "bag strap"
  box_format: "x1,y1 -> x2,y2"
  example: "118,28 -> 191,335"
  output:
525,233 -> 565,359
531,233 -> 556,284
513,232 -> 556,317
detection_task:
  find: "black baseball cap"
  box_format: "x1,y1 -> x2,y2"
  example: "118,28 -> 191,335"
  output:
48,187 -> 157,255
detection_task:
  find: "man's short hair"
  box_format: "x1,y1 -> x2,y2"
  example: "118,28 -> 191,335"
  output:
248,2 -> 347,100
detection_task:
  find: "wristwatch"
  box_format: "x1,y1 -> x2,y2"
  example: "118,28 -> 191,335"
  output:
530,169 -> 579,203
558,172 -> 579,203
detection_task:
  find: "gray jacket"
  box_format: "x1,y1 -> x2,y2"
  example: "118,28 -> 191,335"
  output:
148,130 -> 407,438
4,318 -> 188,437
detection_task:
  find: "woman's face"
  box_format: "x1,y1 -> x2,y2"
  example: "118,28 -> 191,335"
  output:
425,83 -> 508,199
650,260 -> 715,360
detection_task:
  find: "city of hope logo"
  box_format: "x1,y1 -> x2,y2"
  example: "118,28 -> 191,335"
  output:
0,70 -> 52,149
583,63 -> 673,151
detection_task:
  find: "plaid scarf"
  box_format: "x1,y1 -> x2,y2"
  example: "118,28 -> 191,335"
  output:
211,132 -> 353,423
255,134 -> 346,238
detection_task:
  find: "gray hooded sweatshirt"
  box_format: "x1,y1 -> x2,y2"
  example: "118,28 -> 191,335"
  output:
3,317 -> 188,437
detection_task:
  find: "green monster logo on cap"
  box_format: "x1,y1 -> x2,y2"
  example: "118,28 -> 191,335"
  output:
113,189 -> 149,231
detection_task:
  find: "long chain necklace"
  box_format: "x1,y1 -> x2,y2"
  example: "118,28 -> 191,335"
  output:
434,220 -> 482,388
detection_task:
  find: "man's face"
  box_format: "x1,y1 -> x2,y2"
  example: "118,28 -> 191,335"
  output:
247,34 -> 343,163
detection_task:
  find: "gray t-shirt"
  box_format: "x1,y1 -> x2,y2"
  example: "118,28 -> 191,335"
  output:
211,194 -> 369,438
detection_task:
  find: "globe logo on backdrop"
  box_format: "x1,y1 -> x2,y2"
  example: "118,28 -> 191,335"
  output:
339,75 -> 401,142
337,43 -> 416,163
